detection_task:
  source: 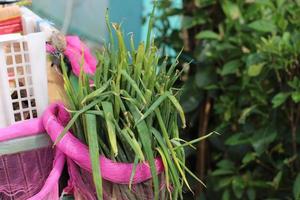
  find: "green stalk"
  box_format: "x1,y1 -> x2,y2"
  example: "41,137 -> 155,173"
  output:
58,4 -> 212,199
145,1 -> 156,51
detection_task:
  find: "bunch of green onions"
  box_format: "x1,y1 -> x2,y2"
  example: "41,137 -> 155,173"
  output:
56,6 -> 214,200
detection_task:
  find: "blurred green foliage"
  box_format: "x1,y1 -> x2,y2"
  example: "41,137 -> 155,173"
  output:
154,0 -> 300,199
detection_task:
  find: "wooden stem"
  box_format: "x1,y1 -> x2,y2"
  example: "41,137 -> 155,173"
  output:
196,97 -> 212,194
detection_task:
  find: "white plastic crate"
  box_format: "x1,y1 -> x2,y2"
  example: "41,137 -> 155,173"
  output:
0,32 -> 48,127
21,7 -> 59,40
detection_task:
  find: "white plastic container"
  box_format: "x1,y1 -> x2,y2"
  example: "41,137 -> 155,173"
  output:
0,32 -> 47,127
21,7 -> 59,40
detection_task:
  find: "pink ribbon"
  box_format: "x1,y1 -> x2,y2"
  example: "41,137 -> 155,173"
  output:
0,118 -> 43,142
0,118 -> 65,200
43,103 -> 165,184
64,36 -> 97,76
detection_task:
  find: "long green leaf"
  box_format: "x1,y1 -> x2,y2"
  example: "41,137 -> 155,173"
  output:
145,0 -> 156,51
156,147 -> 170,192
121,128 -> 145,161
102,101 -> 118,157
129,156 -> 139,190
136,92 -> 170,124
166,48 -> 183,76
177,159 -> 206,187
167,93 -> 186,128
81,80 -> 111,104
85,114 -> 103,200
54,99 -> 101,145
171,138 -> 196,150
121,70 -> 146,103
173,131 -> 219,150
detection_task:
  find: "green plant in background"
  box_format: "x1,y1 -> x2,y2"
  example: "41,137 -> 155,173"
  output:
154,0 -> 300,199
57,7 -> 214,200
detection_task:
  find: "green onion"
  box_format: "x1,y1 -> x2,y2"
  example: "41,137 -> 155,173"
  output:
56,3 -> 215,199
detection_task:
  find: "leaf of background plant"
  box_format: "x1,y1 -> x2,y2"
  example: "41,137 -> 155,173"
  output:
195,68 -> 215,88
153,0 -> 300,198
217,177 -> 233,190
238,105 -> 257,124
224,109 -> 231,121
293,173 -> 300,200
195,0 -> 217,8
204,84 -> 218,90
221,1 -> 241,20
182,16 -> 206,29
247,188 -> 256,200
246,53 -> 264,67
217,159 -> 235,170
272,92 -> 290,108
272,171 -> 282,190
248,180 -> 270,189
222,189 -> 230,200
181,78 -> 203,112
291,92 -> 300,103
251,130 -> 277,155
247,62 -> 265,77
164,8 -> 182,16
232,176 -> 245,199
225,133 -> 251,146
242,152 -> 256,165
248,20 -> 276,32
181,92 -> 202,112
288,77 -> 300,89
212,168 -> 234,176
220,60 -> 242,75
196,30 -> 220,40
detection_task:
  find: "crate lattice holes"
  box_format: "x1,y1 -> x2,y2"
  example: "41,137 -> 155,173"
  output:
0,33 -> 48,127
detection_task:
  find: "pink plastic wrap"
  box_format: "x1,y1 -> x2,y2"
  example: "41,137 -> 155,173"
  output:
0,118 -> 65,200
43,103 -> 166,199
64,36 -> 97,76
